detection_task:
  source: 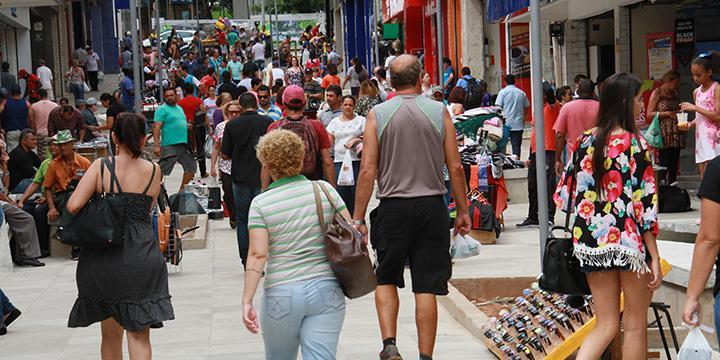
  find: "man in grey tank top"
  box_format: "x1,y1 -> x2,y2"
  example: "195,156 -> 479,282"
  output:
353,54 -> 471,360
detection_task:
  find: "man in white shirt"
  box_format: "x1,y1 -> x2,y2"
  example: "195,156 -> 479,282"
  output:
270,58 -> 284,86
85,47 -> 101,91
251,40 -> 265,70
36,59 -> 54,101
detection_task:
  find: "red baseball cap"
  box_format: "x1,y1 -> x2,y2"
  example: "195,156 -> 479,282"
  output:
283,85 -> 306,106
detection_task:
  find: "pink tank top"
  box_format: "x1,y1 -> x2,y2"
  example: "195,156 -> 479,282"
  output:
694,82 -> 720,163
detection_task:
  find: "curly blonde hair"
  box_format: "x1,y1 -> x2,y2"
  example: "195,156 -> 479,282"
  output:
256,129 -> 305,180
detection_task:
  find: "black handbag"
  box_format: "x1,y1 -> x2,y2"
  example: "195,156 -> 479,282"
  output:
59,158 -> 128,249
539,152 -> 591,295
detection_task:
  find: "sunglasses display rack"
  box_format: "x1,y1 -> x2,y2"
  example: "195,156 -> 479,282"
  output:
480,284 -> 596,360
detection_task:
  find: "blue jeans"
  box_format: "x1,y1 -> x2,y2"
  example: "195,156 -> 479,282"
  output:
70,83 -> 84,102
714,293 -> 720,346
232,184 -> 261,267
0,288 -> 14,317
334,160 -> 360,216
261,277 -> 346,360
510,130 -> 523,158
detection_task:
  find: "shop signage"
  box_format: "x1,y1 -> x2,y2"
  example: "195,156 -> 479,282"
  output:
384,0 -> 404,22
510,25 -> 530,78
647,32 -> 675,80
675,19 -> 694,44
675,18 -> 695,66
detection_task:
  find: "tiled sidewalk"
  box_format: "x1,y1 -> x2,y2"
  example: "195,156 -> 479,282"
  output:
0,209 -> 497,360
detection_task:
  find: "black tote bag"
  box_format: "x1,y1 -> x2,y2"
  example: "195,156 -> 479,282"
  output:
539,152 -> 591,295
59,158 -> 127,249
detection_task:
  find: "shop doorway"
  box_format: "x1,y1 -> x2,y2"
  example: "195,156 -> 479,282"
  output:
71,1 -> 86,50
588,45 -> 615,83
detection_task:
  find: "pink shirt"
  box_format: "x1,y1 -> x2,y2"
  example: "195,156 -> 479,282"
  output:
553,99 -> 600,151
31,99 -> 58,136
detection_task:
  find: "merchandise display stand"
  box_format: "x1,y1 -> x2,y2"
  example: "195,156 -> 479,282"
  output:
481,259 -> 672,359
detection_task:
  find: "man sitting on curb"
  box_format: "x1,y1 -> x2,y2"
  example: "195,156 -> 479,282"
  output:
43,130 -> 91,260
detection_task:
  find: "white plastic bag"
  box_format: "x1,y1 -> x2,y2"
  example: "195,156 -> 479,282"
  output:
337,151 -> 355,186
450,233 -> 481,259
678,327 -> 713,360
203,135 -> 214,159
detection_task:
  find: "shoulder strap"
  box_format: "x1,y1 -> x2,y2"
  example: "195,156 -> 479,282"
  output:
142,161 -> 157,195
564,142 -> 580,230
100,158 -> 108,194
317,181 -> 338,210
312,181 -> 325,231
107,157 -> 123,194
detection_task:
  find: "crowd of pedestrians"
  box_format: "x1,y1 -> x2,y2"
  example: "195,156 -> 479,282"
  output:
3,17 -> 720,360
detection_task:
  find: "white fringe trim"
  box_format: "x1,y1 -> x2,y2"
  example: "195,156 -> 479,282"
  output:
573,243 -> 650,274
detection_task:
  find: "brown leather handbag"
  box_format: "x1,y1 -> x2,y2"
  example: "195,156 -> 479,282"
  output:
312,181 -> 377,299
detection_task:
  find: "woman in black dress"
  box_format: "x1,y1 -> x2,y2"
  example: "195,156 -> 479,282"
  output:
66,113 -> 174,359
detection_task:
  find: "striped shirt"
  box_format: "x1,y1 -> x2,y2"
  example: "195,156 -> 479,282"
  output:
248,176 -> 346,288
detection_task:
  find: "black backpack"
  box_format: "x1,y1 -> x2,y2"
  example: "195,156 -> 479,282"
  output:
465,77 -> 481,93
658,185 -> 692,213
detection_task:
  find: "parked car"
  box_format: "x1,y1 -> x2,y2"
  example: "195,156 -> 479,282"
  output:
143,29 -> 195,48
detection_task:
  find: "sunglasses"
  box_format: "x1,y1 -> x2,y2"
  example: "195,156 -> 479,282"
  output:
258,95 -> 269,99
227,110 -> 242,116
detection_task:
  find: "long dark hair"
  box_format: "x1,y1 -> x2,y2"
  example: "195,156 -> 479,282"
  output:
114,113 -> 147,158
352,57 -> 363,75
591,73 -> 642,186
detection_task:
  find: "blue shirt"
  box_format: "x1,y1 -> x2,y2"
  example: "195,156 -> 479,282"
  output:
1,98 -> 28,131
154,104 -> 188,147
258,104 -> 283,121
494,85 -> 529,131
456,75 -> 474,91
120,76 -> 135,112
227,60 -> 243,81
443,68 -> 454,90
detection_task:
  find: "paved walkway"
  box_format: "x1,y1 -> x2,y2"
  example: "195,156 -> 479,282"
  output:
3,161 -> 540,359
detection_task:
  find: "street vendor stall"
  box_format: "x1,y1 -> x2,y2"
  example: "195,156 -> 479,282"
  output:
450,106 -> 522,243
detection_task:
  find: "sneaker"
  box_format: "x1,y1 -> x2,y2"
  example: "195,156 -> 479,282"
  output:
380,344 -> 403,360
516,218 -> 539,228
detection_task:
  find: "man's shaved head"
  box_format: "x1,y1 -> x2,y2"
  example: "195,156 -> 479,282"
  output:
390,54 -> 421,90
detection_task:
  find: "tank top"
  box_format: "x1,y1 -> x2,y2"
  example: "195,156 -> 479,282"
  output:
373,94 -> 447,199
1,98 -> 28,131
694,82 -> 720,163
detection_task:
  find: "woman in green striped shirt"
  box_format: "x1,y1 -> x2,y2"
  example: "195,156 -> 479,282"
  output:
242,129 -> 350,360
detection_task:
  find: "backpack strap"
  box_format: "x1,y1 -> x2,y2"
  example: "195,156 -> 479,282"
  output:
142,161 -> 157,195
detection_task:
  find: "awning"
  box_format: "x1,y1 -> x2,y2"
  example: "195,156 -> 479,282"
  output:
508,0 -> 645,22
0,0 -> 62,8
486,0 -> 529,22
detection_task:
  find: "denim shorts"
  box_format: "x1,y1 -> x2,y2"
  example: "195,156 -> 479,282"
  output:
261,277 -> 346,360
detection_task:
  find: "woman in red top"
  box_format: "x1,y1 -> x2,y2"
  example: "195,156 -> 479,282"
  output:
200,68 -> 217,98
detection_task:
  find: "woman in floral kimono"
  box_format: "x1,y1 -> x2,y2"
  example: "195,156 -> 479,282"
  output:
554,73 -> 662,360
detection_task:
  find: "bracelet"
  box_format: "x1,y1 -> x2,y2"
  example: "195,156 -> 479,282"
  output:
351,219 -> 366,226
246,268 -> 265,277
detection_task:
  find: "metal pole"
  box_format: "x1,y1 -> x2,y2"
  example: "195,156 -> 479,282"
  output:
195,0 -> 200,30
275,0 -> 279,50
530,0 -> 549,262
130,0 -> 142,113
373,0 -> 379,69
435,0 -> 443,86
261,0 -> 266,30
155,0 -> 163,103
